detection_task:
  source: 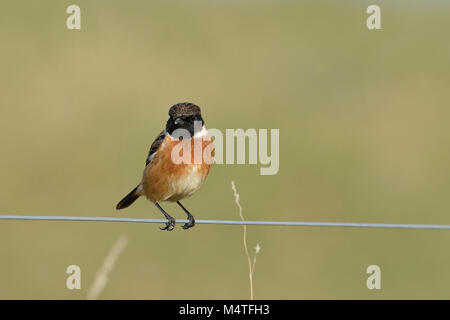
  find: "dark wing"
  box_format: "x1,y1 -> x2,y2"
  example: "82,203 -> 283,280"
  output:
146,130 -> 166,166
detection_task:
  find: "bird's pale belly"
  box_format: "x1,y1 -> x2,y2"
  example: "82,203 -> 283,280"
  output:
165,165 -> 206,201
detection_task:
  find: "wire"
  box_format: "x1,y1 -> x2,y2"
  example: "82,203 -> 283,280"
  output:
1,214 -> 450,230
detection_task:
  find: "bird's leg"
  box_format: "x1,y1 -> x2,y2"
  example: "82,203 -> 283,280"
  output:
155,203 -> 175,231
177,201 -> 195,230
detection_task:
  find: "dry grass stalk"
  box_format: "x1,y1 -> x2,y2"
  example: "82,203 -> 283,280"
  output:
231,180 -> 261,300
86,235 -> 129,300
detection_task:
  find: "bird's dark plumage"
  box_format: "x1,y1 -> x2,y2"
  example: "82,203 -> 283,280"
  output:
146,130 -> 166,166
168,102 -> 201,119
116,185 -> 140,210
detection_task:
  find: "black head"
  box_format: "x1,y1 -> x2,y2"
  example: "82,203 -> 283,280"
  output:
166,102 -> 204,137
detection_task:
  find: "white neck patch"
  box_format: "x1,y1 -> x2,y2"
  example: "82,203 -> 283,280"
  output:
194,126 -> 208,138
167,126 -> 208,140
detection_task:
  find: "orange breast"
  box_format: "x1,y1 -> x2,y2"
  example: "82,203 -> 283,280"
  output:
142,135 -> 214,203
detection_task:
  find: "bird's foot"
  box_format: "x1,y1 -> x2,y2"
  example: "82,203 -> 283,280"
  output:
182,216 -> 195,230
160,217 -> 176,231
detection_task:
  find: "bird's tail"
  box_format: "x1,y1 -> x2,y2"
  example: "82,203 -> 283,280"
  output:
116,185 -> 141,210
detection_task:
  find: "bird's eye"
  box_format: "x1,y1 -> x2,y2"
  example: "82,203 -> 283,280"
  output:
174,118 -> 183,125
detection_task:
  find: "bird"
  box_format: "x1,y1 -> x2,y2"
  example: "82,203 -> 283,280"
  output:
116,102 -> 214,231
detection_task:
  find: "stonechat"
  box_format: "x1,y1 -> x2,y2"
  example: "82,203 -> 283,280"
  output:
116,102 -> 214,231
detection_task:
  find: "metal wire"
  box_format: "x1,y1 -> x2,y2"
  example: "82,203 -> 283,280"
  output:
1,214 -> 450,230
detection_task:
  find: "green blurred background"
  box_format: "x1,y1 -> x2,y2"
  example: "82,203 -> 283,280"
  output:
1,0 -> 450,299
